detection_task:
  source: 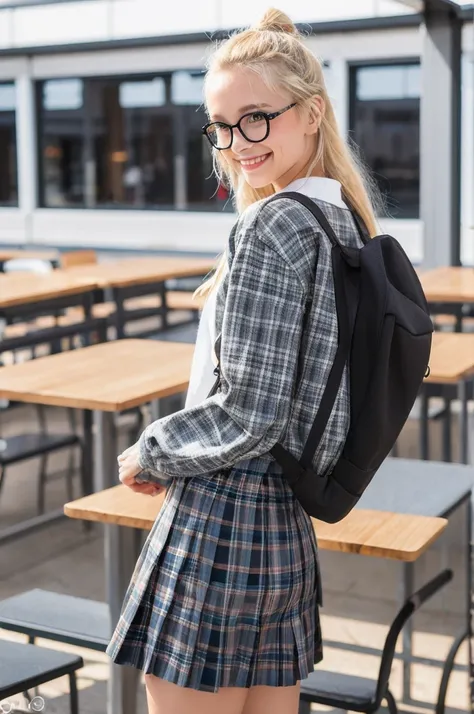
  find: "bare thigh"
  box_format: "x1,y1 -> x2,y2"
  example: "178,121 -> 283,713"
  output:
242,682 -> 302,714
145,673 -> 249,714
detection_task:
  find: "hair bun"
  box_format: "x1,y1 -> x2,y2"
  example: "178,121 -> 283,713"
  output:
253,7 -> 298,36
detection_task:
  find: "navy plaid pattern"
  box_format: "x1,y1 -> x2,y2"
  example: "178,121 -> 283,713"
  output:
106,195 -> 364,690
106,469 -> 322,691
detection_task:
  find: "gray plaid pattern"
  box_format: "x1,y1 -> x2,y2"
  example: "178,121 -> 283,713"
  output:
138,195 -> 364,484
107,193 -> 365,691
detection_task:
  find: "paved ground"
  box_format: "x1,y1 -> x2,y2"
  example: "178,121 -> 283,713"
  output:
0,392 -> 471,714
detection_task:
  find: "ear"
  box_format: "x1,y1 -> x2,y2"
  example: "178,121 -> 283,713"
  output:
307,95 -> 325,135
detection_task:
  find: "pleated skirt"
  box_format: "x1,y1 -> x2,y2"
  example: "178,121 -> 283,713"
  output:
105,466 -> 323,693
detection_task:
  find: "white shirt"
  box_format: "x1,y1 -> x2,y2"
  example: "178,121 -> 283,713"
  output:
184,176 -> 347,409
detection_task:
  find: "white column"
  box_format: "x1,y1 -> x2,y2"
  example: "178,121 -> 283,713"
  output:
16,59 -> 37,243
420,5 -> 462,268
461,51 -> 474,266
325,57 -> 349,139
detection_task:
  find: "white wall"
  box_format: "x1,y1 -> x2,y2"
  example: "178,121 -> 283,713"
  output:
0,0 -> 418,50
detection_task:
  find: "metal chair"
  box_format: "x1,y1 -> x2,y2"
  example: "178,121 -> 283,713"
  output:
0,257 -> 82,526
0,639 -> 83,714
299,569 -> 453,714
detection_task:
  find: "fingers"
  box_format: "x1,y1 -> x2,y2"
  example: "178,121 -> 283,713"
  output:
129,482 -> 164,496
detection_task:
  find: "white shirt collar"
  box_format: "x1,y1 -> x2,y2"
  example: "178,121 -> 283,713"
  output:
275,176 -> 347,209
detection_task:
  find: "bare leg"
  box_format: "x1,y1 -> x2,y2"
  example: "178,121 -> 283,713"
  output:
145,674 -> 249,714
242,682 -> 302,714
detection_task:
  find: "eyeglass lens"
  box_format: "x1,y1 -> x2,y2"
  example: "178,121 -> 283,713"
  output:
206,113 -> 268,149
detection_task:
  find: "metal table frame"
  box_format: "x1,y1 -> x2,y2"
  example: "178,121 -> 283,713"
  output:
346,458 -> 474,711
103,277 -> 203,340
0,289 -> 107,545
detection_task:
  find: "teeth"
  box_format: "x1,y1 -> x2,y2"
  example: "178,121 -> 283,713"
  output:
241,154 -> 269,166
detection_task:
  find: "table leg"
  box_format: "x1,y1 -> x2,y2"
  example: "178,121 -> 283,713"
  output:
106,524 -> 143,714
159,282 -> 169,330
94,410 -> 141,714
442,398 -> 452,463
81,410 -> 94,495
150,393 -> 183,422
402,561 -> 415,703
467,497 -> 474,714
419,390 -> 429,460
114,289 -> 126,341
458,380 -> 469,465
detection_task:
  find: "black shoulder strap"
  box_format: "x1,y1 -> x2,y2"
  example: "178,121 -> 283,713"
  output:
211,191 -> 356,473
264,192 -> 356,469
265,191 -> 341,247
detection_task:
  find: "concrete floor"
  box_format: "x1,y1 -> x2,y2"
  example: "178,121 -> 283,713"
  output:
0,398 -> 471,714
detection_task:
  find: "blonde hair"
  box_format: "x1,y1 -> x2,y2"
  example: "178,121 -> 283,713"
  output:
193,7 -> 383,303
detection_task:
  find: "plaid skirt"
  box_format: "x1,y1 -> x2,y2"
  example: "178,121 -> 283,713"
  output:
105,466 -> 323,692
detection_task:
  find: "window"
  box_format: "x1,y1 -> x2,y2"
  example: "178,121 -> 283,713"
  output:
0,82 -> 18,207
349,63 -> 420,219
37,71 -> 226,211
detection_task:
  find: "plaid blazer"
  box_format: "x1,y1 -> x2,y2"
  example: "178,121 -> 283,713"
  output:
138,195 -> 364,486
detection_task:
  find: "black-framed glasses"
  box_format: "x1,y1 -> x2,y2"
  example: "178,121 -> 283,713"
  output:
202,102 -> 297,150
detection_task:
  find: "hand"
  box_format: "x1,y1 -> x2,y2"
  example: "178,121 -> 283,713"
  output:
117,443 -> 165,497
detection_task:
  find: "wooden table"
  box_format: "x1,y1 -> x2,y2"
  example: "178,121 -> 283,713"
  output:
0,271 -> 105,372
419,266 -> 474,304
64,484 -> 447,714
0,338 -> 195,714
0,338 -> 194,411
360,457 -> 474,703
419,266 -> 474,331
62,256 -> 215,338
62,256 -> 215,288
0,271 -> 99,311
65,484 -> 447,562
422,331 -> 474,463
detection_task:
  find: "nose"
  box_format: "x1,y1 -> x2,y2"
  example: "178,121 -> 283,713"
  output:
231,126 -> 253,153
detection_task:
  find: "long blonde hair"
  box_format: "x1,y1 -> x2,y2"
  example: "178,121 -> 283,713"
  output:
193,7 -> 382,302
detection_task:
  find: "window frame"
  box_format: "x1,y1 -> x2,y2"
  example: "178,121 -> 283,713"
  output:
348,57 -> 421,219
35,69 -> 229,212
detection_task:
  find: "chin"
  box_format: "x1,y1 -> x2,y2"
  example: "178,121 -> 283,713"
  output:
245,175 -> 274,190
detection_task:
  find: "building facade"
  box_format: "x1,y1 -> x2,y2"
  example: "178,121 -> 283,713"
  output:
0,0 -> 473,264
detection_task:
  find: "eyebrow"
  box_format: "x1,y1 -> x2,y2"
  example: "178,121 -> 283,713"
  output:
210,103 -> 272,122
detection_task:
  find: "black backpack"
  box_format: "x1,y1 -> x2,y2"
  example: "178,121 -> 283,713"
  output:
208,192 -> 433,523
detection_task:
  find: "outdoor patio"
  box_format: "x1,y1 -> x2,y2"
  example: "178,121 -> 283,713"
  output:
0,405 -> 469,714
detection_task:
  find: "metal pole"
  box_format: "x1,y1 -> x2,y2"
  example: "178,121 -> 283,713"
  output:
94,410 -> 141,714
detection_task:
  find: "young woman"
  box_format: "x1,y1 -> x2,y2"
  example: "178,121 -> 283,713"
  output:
108,7 -> 381,714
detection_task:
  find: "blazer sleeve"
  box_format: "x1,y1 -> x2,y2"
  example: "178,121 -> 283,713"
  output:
136,211 -> 307,485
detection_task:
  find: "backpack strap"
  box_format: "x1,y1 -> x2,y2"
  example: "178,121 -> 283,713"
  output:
210,191 -> 356,479
266,191 -> 341,246
264,192 -> 356,473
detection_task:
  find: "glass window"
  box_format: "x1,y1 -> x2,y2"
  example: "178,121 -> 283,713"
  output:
38,79 -> 85,207
0,82 -> 18,207
350,63 -> 420,219
37,71 -> 228,212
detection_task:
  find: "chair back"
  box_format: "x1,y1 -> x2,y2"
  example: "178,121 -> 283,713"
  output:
60,250 -> 97,269
375,569 -> 453,706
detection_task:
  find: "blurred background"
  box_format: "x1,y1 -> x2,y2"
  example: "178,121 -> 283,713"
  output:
0,0 -> 471,265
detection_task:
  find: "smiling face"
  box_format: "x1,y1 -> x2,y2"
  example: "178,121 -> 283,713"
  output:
205,66 -> 323,192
